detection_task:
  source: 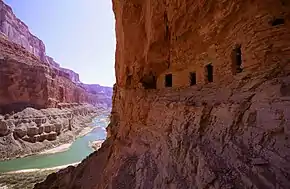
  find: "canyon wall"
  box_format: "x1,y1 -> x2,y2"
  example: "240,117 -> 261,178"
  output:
0,0 -> 106,88
0,0 -> 112,114
0,103 -> 101,160
0,36 -> 112,113
0,0 -> 47,63
0,31 -> 112,159
35,0 -> 290,188
0,0 -> 113,163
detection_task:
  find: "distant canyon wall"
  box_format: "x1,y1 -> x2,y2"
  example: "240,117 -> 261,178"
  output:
0,0 -> 112,114
0,0 -> 82,84
0,38 -> 110,114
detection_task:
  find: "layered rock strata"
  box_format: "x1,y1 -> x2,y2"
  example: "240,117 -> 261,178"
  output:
0,0 -> 112,161
0,0 -> 112,113
34,0 -> 290,188
0,104 -> 100,160
0,35 -> 111,114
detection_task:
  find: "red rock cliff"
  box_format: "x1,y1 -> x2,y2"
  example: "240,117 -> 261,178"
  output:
0,0 -> 108,88
0,36 -> 111,113
0,0 -> 112,113
36,1 -> 290,189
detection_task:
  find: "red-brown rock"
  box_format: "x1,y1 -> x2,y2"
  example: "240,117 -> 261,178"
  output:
0,0 -> 112,113
35,0 -> 290,189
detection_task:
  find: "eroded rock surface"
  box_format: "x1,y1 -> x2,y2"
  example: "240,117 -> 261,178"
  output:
0,104 -> 103,160
0,30 -> 112,114
0,0 -> 113,161
34,0 -> 290,188
0,0 -> 112,114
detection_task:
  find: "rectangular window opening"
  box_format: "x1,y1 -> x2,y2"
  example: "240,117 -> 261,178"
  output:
206,64 -> 213,83
190,72 -> 196,86
165,74 -> 172,87
232,45 -> 243,74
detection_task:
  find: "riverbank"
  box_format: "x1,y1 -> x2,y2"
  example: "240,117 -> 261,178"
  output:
39,126 -> 95,155
4,162 -> 80,174
39,143 -> 72,155
89,140 -> 104,151
0,108 -> 99,161
0,114 -> 108,173
0,169 -> 60,189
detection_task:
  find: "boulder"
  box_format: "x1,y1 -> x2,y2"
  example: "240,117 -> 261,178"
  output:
34,134 -> 41,142
50,124 -> 56,132
29,121 -> 37,128
21,119 -> 30,124
27,126 -> 38,137
43,124 -> 52,133
55,123 -> 62,134
0,120 -> 9,136
47,132 -> 57,141
22,135 -> 30,142
38,126 -> 44,134
22,135 -> 36,143
38,134 -> 46,142
14,125 -> 27,138
34,117 -> 46,126
42,123 -> 56,133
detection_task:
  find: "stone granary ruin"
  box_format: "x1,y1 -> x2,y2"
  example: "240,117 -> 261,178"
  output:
124,7 -> 290,90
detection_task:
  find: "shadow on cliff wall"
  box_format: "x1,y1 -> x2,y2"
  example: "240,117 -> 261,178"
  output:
0,102 -> 44,115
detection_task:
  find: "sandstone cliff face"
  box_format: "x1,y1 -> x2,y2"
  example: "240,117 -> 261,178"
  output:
36,0 -> 290,189
0,0 -> 62,69
0,37 -> 111,113
0,1 -> 113,111
0,0 -> 113,167
0,0 -> 46,62
0,0 -> 107,89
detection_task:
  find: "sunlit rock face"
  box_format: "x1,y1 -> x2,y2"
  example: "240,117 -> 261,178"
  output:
0,104 -> 98,160
0,0 -> 113,113
35,0 -> 290,188
0,0 -> 82,82
0,0 -> 113,90
0,40 -> 108,113
0,0 -> 46,62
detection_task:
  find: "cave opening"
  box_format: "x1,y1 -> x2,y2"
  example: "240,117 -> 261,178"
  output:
126,75 -> 132,87
141,73 -> 157,89
206,64 -> 213,83
189,72 -> 197,86
165,74 -> 172,87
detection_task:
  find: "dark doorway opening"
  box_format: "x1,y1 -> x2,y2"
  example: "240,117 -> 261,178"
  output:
206,64 -> 213,83
190,72 -> 197,86
141,73 -> 156,89
165,74 -> 172,87
232,45 -> 243,74
270,18 -> 285,26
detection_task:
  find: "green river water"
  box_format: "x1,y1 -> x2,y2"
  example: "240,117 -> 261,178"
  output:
0,114 -> 108,173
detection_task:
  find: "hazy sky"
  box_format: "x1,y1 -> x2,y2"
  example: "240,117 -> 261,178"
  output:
4,0 -> 116,87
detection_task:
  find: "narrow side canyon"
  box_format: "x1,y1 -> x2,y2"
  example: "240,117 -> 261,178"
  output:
34,0 -> 290,188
